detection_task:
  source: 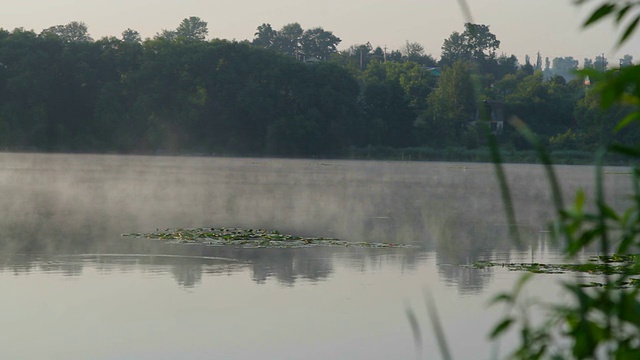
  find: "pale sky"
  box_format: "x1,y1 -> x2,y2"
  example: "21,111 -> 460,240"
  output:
3,0 -> 640,65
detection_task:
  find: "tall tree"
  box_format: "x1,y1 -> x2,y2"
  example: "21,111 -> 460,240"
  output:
551,56 -> 579,80
594,54 -> 608,71
521,55 -> 534,75
121,28 -> 141,44
275,23 -> 303,58
252,23 -> 278,48
299,27 -> 340,60
620,54 -> 633,67
386,49 -> 403,62
503,71 -> 578,141
440,23 -> 500,66
440,31 -> 470,65
491,53 -> 519,79
176,17 -> 208,41
402,41 -> 436,65
154,29 -> 177,41
41,21 -> 93,42
419,61 -> 475,145
583,57 -> 594,69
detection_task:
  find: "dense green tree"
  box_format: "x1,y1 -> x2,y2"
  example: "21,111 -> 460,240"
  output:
252,23 -> 278,48
551,56 -> 578,80
401,41 -> 436,66
620,54 -> 633,67
486,53 -> 519,79
1,18 -> 631,155
41,21 -> 93,42
176,17 -> 208,41
155,29 -> 177,41
418,61 -> 476,146
267,62 -> 361,155
386,49 -> 403,62
253,23 -> 340,62
573,88 -> 638,149
350,43 -> 374,69
594,54 -> 608,71
440,23 -> 500,66
0,28 -> 58,148
275,23 -> 303,58
440,32 -> 469,65
535,51 -> 543,71
300,27 -> 341,60
521,55 -> 534,76
359,61 -> 432,147
502,71 -> 579,142
583,57 -> 594,69
122,28 -> 141,43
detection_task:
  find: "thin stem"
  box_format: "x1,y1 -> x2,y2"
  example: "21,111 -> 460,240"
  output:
488,132 -> 521,246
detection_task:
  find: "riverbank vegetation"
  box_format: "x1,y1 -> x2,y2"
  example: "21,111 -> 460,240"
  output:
0,18 -> 637,163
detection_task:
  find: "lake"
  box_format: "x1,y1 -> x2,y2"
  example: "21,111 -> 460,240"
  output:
0,153 -> 632,359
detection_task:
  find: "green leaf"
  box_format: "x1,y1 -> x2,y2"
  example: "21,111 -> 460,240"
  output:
620,15 -> 640,45
610,143 -> 640,157
490,318 -> 514,339
490,293 -> 513,305
614,112 -> 640,132
575,189 -> 586,211
514,273 -> 534,296
599,203 -> 620,221
584,4 -> 616,26
616,4 -> 632,24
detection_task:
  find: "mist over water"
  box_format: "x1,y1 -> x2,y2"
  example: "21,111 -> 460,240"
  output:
0,153 -> 633,359
2,152 -> 627,253
0,153 -> 632,282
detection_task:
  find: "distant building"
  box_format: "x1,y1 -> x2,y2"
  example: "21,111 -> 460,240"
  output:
423,67 -> 441,77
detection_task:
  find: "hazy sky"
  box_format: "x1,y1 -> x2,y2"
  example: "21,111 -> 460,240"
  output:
3,0 -> 639,65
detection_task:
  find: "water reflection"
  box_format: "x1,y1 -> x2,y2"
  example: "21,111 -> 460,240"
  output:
0,243 -> 425,288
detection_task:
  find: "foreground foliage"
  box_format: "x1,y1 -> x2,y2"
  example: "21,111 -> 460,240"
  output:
485,2 -> 640,358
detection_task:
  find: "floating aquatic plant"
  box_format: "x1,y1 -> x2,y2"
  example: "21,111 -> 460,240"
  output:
123,227 -> 411,249
464,254 -> 640,287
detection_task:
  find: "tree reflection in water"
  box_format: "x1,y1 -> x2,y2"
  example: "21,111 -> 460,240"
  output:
0,243 -> 424,289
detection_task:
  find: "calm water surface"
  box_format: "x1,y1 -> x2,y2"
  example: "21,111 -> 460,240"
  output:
0,153 -> 632,359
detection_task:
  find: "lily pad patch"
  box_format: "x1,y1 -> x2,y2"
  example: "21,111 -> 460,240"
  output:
123,227 -> 412,249
462,255 -> 640,288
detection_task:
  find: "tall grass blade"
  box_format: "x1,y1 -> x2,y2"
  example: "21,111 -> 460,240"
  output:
620,15 -> 640,45
456,0 -> 474,23
510,116 -> 565,211
425,292 -> 453,360
488,132 -> 521,246
405,307 -> 423,358
595,149 -> 609,255
583,4 -> 616,26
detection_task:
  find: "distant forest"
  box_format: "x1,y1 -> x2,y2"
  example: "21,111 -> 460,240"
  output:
0,17 -> 637,158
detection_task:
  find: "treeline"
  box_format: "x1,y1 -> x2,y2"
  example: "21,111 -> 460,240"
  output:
0,21 -> 361,155
0,19 -> 637,157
